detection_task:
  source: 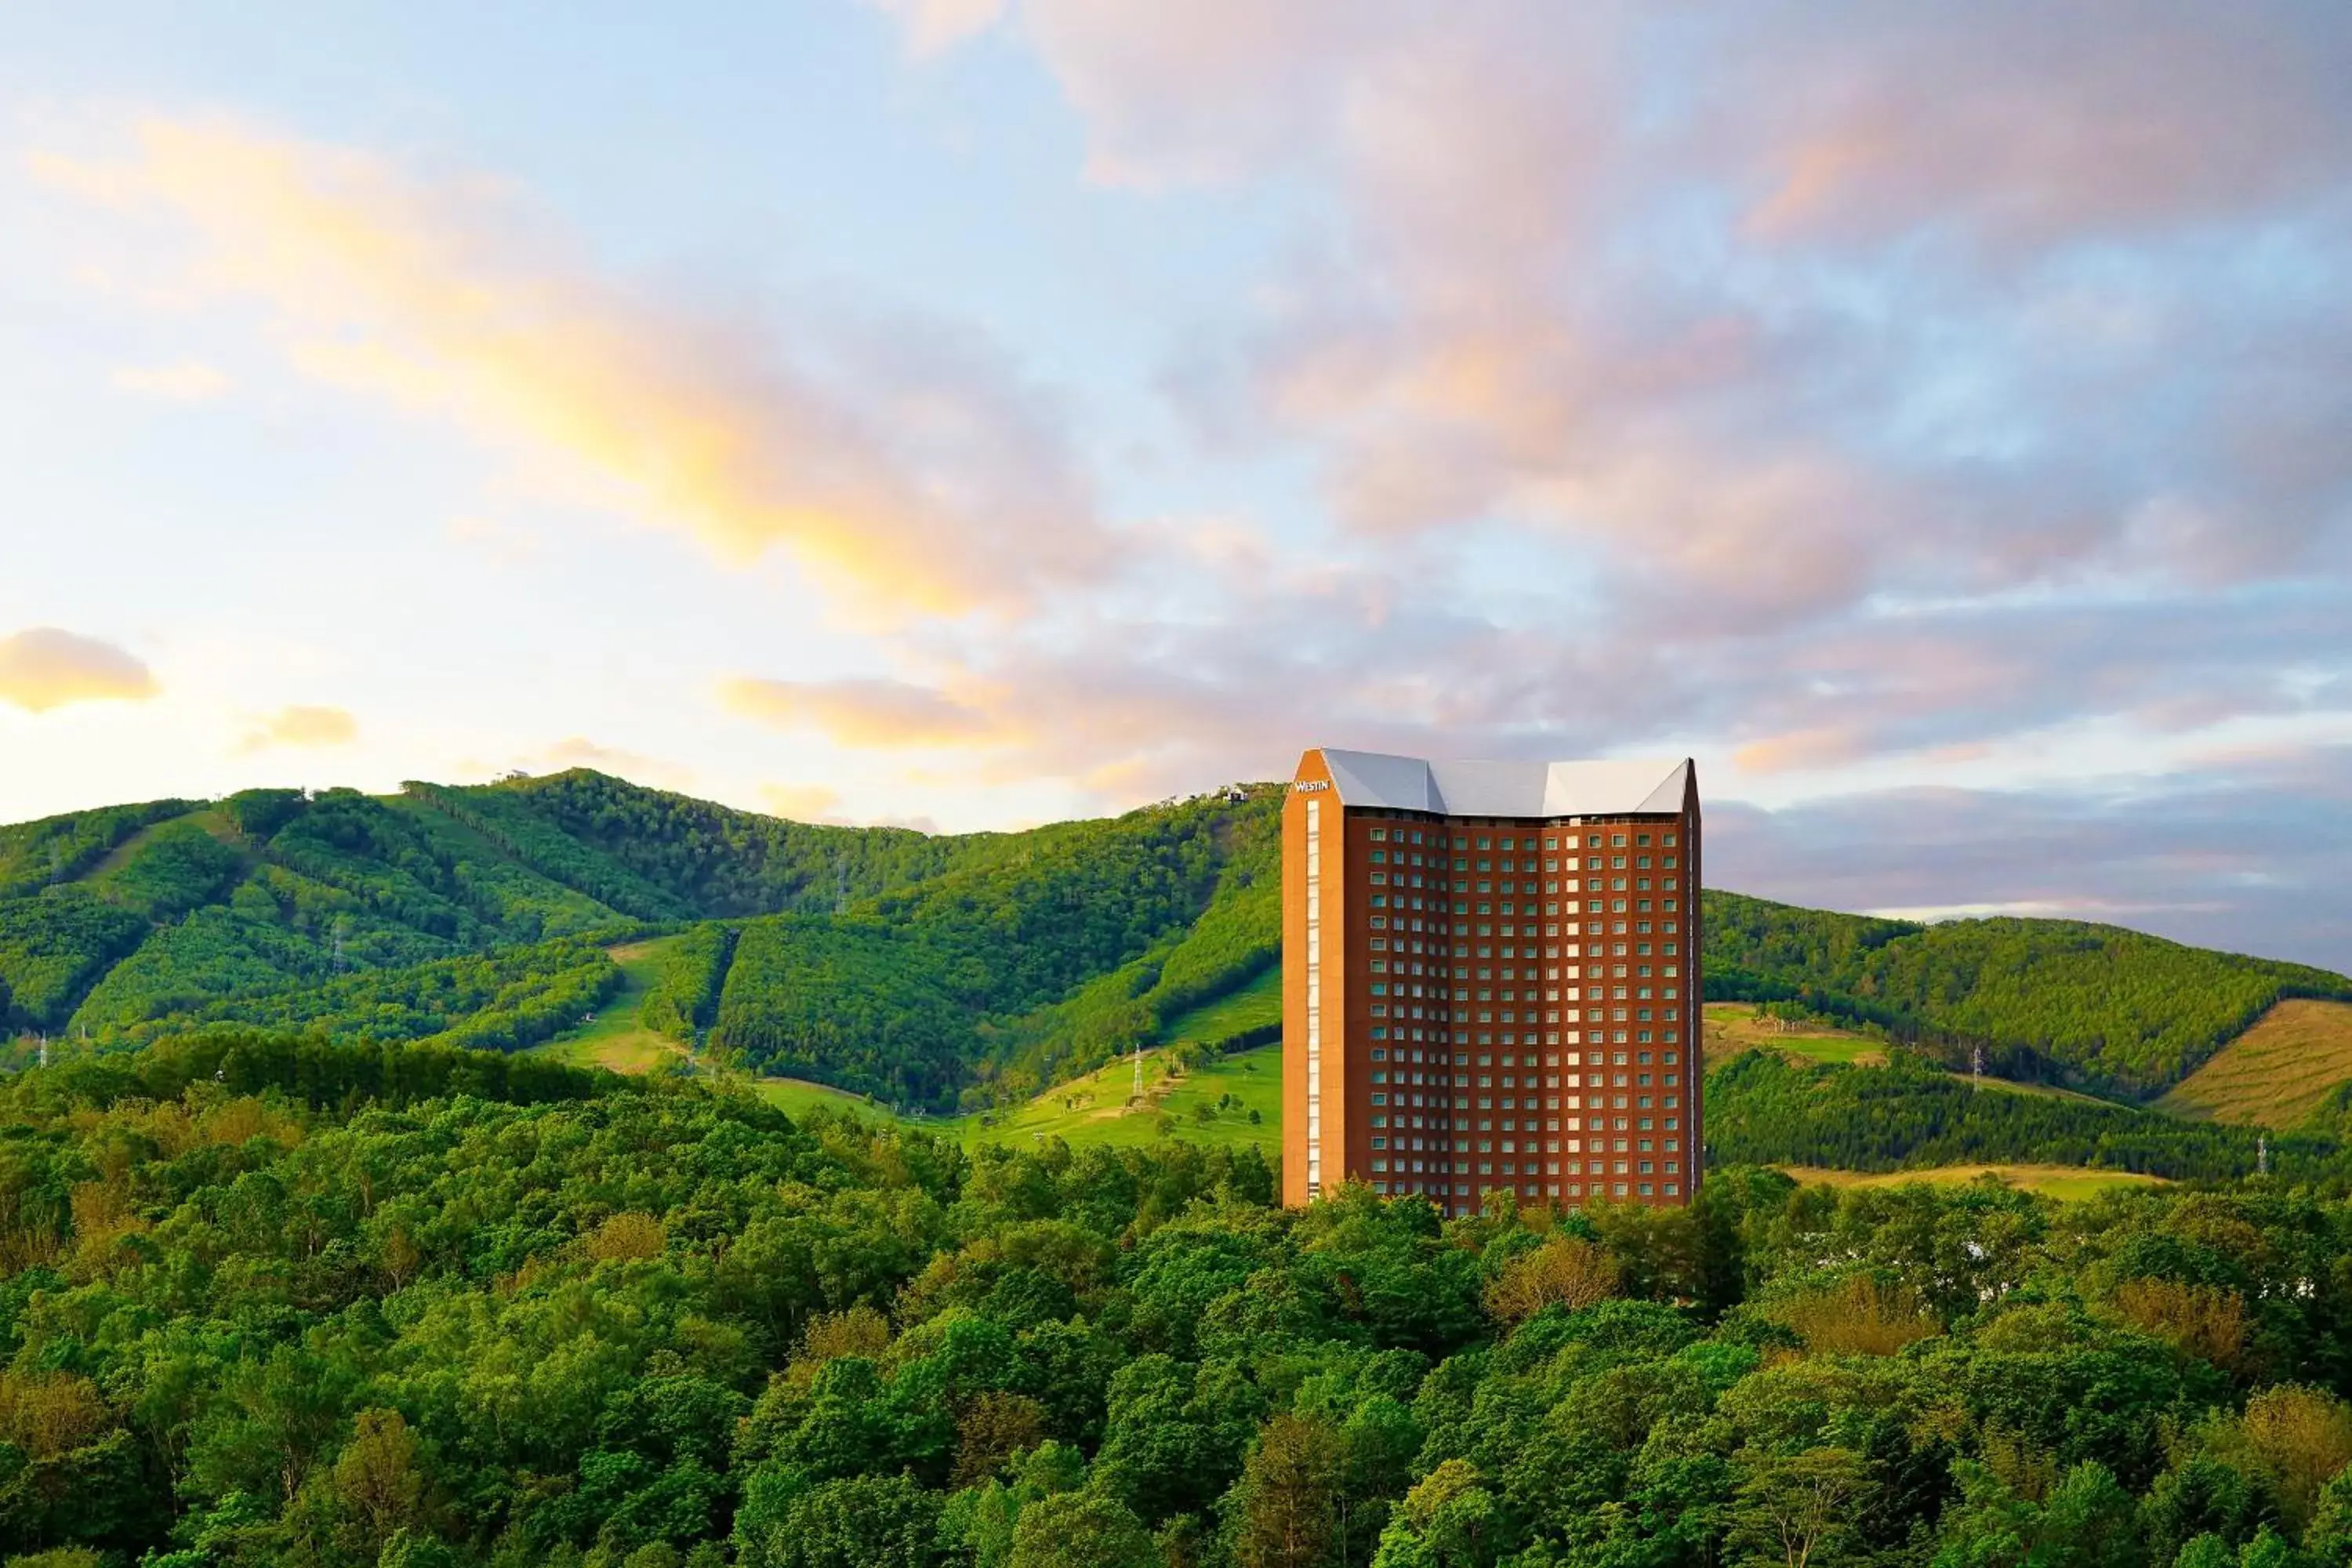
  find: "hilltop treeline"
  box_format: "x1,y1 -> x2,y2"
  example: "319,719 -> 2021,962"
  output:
9,772 -> 2350,1108
1705,891 -> 2352,1097
0,776 -> 1284,1109
710,796 -> 1280,1108
0,1050 -> 2350,1568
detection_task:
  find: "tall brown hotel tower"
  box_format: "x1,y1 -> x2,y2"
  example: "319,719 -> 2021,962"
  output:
1282,750 -> 1701,1214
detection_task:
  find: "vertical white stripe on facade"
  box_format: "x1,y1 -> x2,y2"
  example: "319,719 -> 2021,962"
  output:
1305,798 -> 1322,1196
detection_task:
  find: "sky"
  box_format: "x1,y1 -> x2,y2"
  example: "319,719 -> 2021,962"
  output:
3,2 -> 2350,968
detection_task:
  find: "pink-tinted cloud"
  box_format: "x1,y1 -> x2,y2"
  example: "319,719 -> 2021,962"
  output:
941,0 -> 2352,652
1708,750 -> 2352,972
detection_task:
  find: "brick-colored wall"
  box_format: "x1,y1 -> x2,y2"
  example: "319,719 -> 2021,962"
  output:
1282,750 -> 1702,1215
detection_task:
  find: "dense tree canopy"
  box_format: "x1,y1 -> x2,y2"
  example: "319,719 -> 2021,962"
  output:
1703,1049 -> 2330,1179
0,1046 -> 2341,1568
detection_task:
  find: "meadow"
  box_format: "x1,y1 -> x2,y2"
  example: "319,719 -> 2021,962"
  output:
2156,998 -> 2352,1127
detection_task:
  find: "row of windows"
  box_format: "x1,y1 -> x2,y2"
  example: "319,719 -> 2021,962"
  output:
1370,893 -> 1683,920
1370,1115 -> 1683,1141
1376,1117 -> 1682,1139
1369,854 -> 1680,876
1370,1102 -> 1689,1118
1370,980 -> 1682,1000
1369,1179 -> 1685,1203
1370,1029 -> 1684,1048
1369,937 -> 1683,960
1373,1156 -> 1682,1174
1367,915 -> 1680,943
1373,1125 -> 1682,1147
1374,1048 -> 1682,1066
1370,877 -> 1681,905
1371,951 -> 1677,977
1367,827 -> 1681,851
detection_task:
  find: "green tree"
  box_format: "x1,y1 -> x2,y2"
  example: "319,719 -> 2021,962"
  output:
1727,1447 -> 1871,1568
1229,1413 -> 1345,1568
1006,1490 -> 1156,1568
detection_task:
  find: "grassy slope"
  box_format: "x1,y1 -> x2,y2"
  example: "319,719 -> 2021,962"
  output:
80,807 -> 209,879
745,1041 -> 1283,1153
1704,1002 -> 2123,1105
1159,963 -> 1281,1050
1702,1002 -> 1888,1067
529,938 -> 688,1075
1777,1163 -> 2169,1201
2154,999 -> 2352,1127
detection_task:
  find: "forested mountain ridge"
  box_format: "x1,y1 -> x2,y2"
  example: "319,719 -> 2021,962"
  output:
1705,891 -> 2352,1098
0,773 -> 1283,1109
5,772 -> 2348,1112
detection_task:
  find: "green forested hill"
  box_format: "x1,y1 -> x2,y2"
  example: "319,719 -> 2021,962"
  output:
7,774 -> 2347,1114
1704,891 -> 2352,1098
0,774 -> 1283,1110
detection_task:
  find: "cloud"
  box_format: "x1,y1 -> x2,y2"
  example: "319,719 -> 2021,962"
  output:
1733,726 -> 1872,777
237,704 -> 357,751
978,2 -> 2352,643
836,0 -> 2352,841
111,361 -> 232,399
718,675 -> 1006,748
1717,2 -> 2352,248
534,736 -> 697,790
0,628 -> 158,713
1705,750 -> 2352,973
760,782 -> 847,822
866,0 -> 1007,57
34,117 -> 1109,618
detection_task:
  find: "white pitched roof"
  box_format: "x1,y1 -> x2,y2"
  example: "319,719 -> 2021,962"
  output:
1314,750 -> 1690,817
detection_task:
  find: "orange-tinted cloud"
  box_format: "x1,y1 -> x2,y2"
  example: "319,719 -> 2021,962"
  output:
0,628 -> 159,713
535,737 -> 697,790
718,675 -> 1007,748
760,782 -> 846,822
1733,725 -> 1871,776
237,704 -> 357,750
34,117 -> 1107,618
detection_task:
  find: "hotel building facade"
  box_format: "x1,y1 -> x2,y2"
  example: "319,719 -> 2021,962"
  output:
1281,749 -> 1701,1214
